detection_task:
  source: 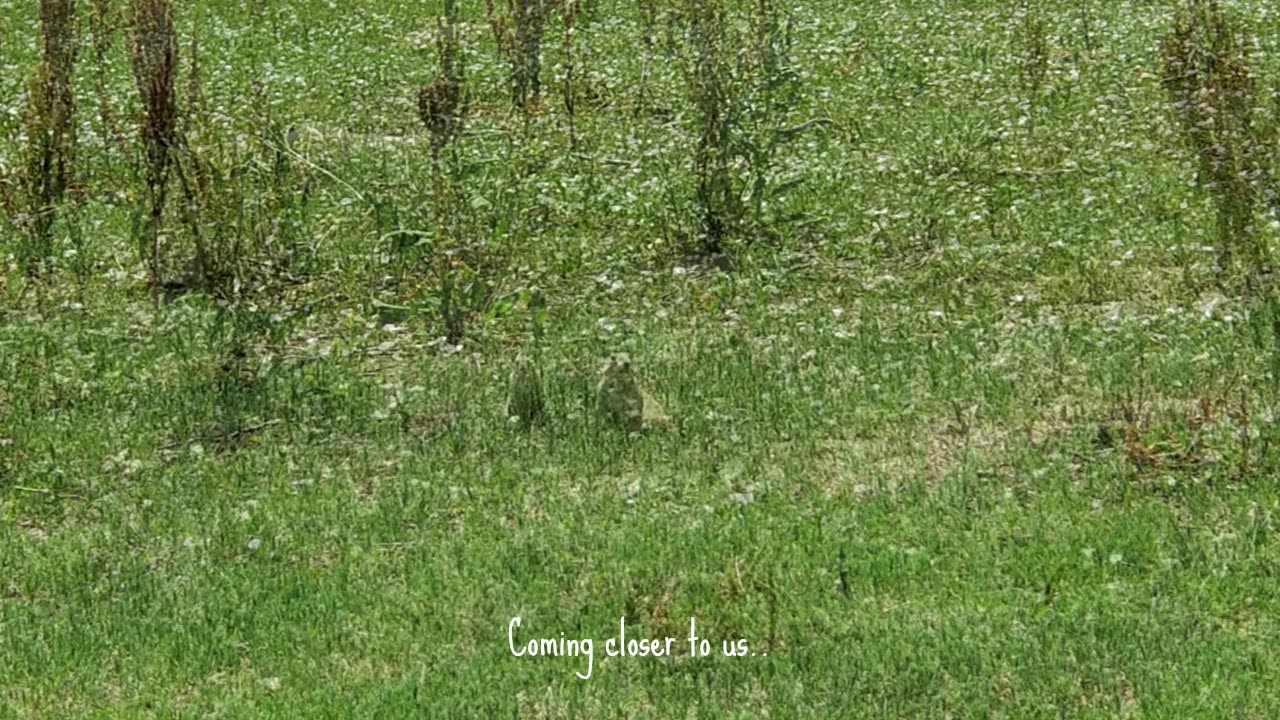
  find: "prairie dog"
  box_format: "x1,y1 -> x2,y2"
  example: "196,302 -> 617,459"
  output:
596,353 -> 669,431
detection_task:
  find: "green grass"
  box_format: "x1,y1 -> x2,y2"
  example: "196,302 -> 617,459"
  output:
4,0 -> 1280,717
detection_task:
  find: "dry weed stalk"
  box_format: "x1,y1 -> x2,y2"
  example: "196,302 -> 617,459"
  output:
17,0 -> 79,276
1017,7 -> 1050,101
740,0 -> 799,228
418,6 -> 465,164
634,0 -> 659,114
681,0 -> 737,252
171,31 -> 223,290
675,0 -> 801,254
128,0 -> 179,291
89,0 -> 129,158
485,0 -> 553,113
560,0 -> 580,149
418,0 -> 468,250
170,27 -> 311,297
1162,0 -> 1273,280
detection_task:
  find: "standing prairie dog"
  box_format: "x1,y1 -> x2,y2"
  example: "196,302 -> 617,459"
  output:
596,353 -> 670,431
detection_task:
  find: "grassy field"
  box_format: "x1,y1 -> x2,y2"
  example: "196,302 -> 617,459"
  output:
5,0 -> 1280,716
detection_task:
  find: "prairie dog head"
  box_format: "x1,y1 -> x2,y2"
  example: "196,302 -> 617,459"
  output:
601,352 -> 634,380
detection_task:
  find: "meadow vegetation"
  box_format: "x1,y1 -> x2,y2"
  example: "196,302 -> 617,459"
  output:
4,0 -> 1280,716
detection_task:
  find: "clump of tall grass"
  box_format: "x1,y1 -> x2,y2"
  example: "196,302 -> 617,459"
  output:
485,0 -> 553,114
1161,0 -> 1275,284
12,0 -> 80,277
